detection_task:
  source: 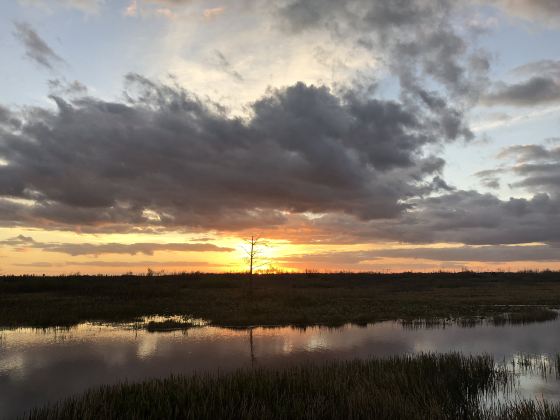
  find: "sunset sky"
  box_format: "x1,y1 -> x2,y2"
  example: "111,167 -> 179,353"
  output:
1,0 -> 560,274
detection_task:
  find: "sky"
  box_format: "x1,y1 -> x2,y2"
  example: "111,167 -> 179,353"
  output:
1,0 -> 560,274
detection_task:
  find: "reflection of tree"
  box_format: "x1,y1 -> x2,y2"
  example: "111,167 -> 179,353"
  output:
249,327 -> 256,367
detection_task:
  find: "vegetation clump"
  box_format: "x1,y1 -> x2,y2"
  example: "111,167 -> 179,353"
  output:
23,354 -> 502,419
143,319 -> 195,332
492,308 -> 558,326
24,353 -> 560,420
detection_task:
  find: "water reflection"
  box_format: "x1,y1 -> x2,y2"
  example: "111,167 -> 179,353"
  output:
2,318 -> 560,418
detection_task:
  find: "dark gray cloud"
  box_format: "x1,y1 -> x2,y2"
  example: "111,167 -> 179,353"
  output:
0,235 -> 233,255
500,144 -> 560,194
474,169 -> 501,189
12,21 -> 64,70
482,60 -> 560,107
469,143 -> 560,198
0,106 -> 22,131
4,82 -> 560,252
0,74 -> 464,232
384,191 -> 560,245
482,77 -> 560,107
48,79 -> 88,96
301,190 -> 560,246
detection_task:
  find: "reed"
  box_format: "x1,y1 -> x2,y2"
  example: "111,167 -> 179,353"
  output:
492,308 -> 558,326
26,353 -> 512,420
26,353 -> 560,420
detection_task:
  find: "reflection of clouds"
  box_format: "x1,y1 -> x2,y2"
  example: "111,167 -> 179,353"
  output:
514,375 -> 560,403
281,341 -> 293,354
100,346 -> 129,366
0,354 -> 24,377
412,340 -> 439,354
257,323 -> 409,356
137,335 -> 159,359
303,334 -> 329,352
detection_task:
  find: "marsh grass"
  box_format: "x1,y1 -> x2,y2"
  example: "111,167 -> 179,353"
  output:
2,272 -> 560,328
26,353 -> 522,420
401,317 -> 485,329
492,308 -> 558,326
143,319 -> 195,332
482,400 -> 560,420
402,308 -> 558,330
500,353 -> 560,382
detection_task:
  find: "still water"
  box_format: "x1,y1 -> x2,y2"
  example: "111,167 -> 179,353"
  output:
2,317 -> 560,418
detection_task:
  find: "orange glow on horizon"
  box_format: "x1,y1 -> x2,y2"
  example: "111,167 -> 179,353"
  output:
1,225 -> 560,276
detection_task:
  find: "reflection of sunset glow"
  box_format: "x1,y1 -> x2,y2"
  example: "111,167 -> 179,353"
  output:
5,320 -> 560,417
137,335 -> 159,359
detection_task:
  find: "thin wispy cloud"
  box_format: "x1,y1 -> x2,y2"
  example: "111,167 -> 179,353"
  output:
0,235 -> 234,256
12,21 -> 64,70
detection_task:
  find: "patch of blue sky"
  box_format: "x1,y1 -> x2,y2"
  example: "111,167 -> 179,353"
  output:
1,1 -> 168,106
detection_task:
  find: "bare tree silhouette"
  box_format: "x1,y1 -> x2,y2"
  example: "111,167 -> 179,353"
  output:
243,236 -> 268,275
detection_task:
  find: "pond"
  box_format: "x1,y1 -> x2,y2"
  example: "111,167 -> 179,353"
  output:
2,317 -> 560,418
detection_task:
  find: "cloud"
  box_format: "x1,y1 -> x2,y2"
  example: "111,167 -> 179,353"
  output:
0,235 -> 233,255
15,262 -> 56,268
43,242 -> 233,256
0,234 -> 36,247
48,79 -> 88,96
6,0 -> 560,258
281,244 -> 560,265
470,143 -> 560,197
61,0 -> 102,13
499,144 -> 560,194
213,50 -> 243,82
154,8 -> 176,19
481,60 -> 560,107
275,0 -> 490,101
0,74 -> 468,232
389,191 -> 560,245
482,77 -> 560,107
15,260 -> 211,268
512,60 -> 560,80
124,0 -> 138,16
291,189 -> 560,247
69,260 -> 212,267
488,0 -> 560,26
19,0 -> 103,14
203,7 -> 225,20
498,144 -> 558,162
374,244 -> 560,262
12,22 -> 64,70
474,169 -> 501,189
